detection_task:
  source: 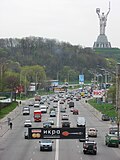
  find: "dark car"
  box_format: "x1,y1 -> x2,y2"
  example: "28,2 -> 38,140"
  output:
83,141 -> 97,155
69,101 -> 74,108
101,114 -> 110,121
43,122 -> 52,128
73,109 -> 79,115
62,121 -> 70,127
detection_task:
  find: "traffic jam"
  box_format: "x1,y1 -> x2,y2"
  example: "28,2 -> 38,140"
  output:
22,87 -> 120,155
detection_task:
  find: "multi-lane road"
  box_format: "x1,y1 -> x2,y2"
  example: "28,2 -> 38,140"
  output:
0,95 -> 120,160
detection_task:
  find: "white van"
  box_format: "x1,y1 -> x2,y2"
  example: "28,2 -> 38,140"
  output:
40,105 -> 47,113
77,117 -> 86,127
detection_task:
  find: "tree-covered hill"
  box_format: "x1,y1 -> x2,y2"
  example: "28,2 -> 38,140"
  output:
0,36 -> 111,81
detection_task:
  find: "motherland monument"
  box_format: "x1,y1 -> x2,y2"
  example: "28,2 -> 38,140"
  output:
93,2 -> 111,48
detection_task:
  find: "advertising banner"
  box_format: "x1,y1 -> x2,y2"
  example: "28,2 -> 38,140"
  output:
28,127 -> 85,139
93,90 -> 104,98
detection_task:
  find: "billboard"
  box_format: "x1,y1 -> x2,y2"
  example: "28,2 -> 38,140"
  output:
93,90 -> 104,98
79,75 -> 84,84
28,127 -> 85,139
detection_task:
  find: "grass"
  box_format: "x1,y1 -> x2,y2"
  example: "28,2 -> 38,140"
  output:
0,102 -> 18,119
88,98 -> 117,118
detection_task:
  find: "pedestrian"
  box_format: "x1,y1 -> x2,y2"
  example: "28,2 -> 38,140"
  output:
9,121 -> 13,129
7,117 -> 11,126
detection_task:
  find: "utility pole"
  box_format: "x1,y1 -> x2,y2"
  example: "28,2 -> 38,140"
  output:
116,63 -> 120,144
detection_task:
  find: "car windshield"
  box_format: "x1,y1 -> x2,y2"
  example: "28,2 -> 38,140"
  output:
43,122 -> 51,125
41,139 -> 52,143
89,129 -> 95,131
25,120 -> 31,123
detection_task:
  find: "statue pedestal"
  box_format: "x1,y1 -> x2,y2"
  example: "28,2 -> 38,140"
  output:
93,34 -> 111,48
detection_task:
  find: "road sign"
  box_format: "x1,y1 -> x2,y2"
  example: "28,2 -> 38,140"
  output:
79,75 -> 84,84
28,127 -> 85,139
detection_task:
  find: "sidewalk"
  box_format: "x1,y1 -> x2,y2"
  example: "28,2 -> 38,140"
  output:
0,101 -> 22,137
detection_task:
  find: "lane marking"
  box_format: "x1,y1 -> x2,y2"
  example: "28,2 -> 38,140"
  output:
55,101 -> 60,160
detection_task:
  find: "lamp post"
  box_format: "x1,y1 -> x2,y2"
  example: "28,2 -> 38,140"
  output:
68,72 -> 70,84
116,63 -> 120,144
35,72 -> 38,93
0,62 -> 8,91
0,64 -> 4,91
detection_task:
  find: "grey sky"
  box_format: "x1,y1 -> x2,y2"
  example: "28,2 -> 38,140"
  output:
0,0 -> 119,48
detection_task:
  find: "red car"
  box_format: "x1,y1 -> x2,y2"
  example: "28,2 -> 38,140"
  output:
73,109 -> 79,115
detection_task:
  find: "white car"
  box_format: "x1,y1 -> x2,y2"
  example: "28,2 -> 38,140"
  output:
61,114 -> 69,120
48,118 -> 54,125
88,128 -> 98,137
39,139 -> 54,151
40,105 -> 47,113
24,120 -> 32,127
53,104 -> 57,108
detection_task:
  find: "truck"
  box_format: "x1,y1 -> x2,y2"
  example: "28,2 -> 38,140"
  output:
34,110 -> 42,122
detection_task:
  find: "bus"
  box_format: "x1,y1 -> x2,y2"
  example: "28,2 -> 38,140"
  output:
34,110 -> 42,122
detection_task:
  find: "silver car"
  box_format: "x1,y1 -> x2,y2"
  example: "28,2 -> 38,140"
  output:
39,139 -> 54,151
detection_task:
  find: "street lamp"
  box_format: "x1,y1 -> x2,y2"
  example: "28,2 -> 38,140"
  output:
116,63 -> 120,144
0,64 -> 4,91
68,72 -> 70,84
0,62 -> 9,91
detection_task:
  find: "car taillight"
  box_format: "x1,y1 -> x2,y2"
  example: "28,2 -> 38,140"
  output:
84,144 -> 88,148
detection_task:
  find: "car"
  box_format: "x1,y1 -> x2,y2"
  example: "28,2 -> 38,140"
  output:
40,105 -> 47,113
67,99 -> 71,104
28,101 -> 34,106
39,139 -> 54,151
43,121 -> 52,128
34,102 -> 40,107
62,121 -> 70,127
53,98 -> 59,102
69,101 -> 74,108
53,104 -> 57,108
77,117 -> 86,127
70,107 -> 74,112
49,108 -> 55,113
83,141 -> 97,155
24,128 -> 28,139
50,110 -> 56,117
22,107 -> 30,115
73,109 -> 79,115
79,132 -> 89,142
109,125 -> 118,134
60,107 -> 66,113
88,128 -> 98,137
61,114 -> 69,120
105,133 -> 119,147
60,100 -> 64,104
24,120 -> 32,127
47,118 -> 54,125
101,114 -> 110,121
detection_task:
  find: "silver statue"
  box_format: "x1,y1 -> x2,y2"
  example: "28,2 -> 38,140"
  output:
96,2 -> 110,35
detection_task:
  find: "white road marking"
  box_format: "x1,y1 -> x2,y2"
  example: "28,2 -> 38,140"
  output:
55,101 -> 60,160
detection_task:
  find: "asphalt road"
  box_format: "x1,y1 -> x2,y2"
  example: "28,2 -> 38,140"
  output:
0,95 -> 120,160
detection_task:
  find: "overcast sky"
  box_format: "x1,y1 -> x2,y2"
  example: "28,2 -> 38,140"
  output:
0,0 -> 119,48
